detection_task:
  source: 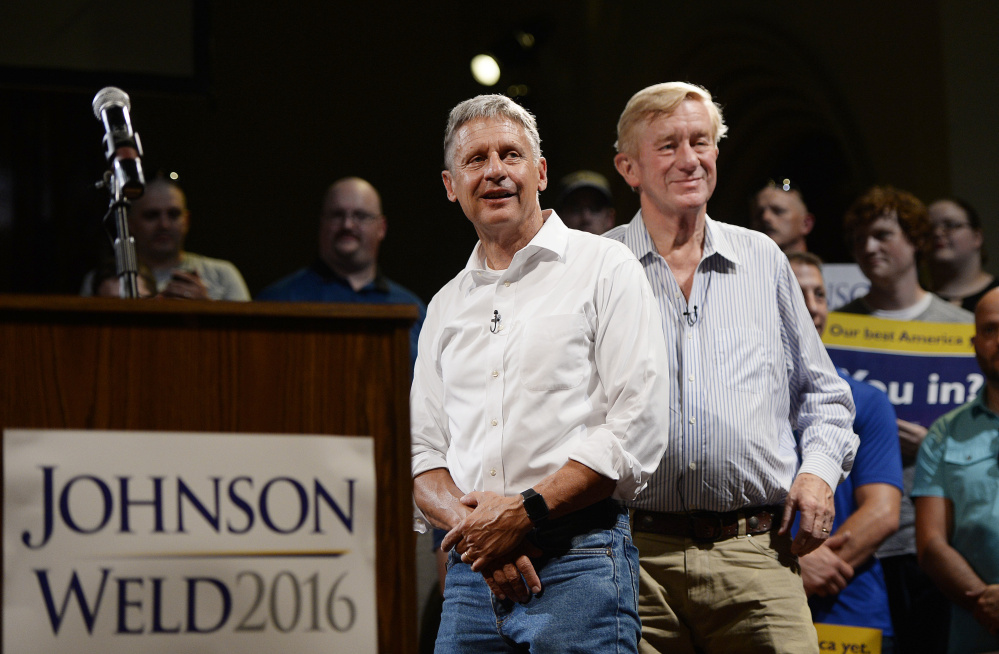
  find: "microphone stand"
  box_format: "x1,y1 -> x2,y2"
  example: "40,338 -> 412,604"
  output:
97,170 -> 140,299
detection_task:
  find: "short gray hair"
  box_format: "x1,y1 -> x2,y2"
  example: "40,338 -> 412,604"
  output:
443,94 -> 542,172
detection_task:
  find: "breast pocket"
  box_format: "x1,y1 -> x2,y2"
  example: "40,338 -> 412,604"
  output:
520,314 -> 591,392
943,440 -> 999,505
713,327 -> 774,394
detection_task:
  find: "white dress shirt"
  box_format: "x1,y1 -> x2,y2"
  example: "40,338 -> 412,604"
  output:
605,212 -> 858,512
411,211 -> 670,525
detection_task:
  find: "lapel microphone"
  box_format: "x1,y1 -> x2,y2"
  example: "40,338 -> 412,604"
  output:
490,310 -> 501,333
683,306 -> 698,326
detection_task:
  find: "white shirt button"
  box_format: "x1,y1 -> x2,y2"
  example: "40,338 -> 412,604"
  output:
689,416 -> 696,424
492,370 -> 499,378
491,419 -> 498,426
687,333 -> 693,340
489,468 -> 497,476
688,374 -> 695,382
688,461 -> 697,470
504,281 -> 511,287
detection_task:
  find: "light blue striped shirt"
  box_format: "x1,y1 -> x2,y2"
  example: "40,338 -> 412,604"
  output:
606,212 -> 858,512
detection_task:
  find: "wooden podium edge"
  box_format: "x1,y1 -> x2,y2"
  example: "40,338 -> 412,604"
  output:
0,294 -> 419,653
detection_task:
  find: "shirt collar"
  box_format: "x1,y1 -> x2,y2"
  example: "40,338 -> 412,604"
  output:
969,391 -> 999,419
625,210 -> 741,267
703,215 -> 741,266
623,210 -> 658,262
458,210 -> 567,291
310,258 -> 391,293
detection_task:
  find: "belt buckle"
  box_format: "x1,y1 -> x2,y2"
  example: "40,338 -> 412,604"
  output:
690,513 -> 723,541
747,510 -> 768,533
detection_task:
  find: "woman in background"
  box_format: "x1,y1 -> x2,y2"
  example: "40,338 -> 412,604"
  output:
925,197 -> 998,312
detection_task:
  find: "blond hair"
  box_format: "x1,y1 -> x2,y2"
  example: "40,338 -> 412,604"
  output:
615,82 -> 727,155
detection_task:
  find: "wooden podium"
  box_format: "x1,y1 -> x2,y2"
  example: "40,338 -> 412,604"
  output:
0,294 -> 418,653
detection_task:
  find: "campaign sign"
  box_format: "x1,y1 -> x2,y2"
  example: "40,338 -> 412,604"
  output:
823,312 -> 979,426
815,622 -> 881,653
3,430 -> 376,653
822,263 -> 870,311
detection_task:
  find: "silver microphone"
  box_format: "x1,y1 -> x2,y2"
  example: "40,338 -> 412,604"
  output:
93,86 -> 145,199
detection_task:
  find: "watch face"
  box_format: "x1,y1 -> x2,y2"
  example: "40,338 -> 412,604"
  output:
522,489 -> 549,523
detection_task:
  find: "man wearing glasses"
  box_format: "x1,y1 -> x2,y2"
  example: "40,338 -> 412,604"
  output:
257,176 -> 426,369
914,286 -> 999,654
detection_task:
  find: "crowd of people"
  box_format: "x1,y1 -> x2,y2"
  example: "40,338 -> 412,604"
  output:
80,82 -> 997,654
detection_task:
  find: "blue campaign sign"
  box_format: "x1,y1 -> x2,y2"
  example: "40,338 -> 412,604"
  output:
827,348 -> 982,426
823,312 -> 979,428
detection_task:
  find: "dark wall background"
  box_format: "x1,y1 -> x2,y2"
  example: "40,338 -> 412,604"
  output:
1,1 -> 996,303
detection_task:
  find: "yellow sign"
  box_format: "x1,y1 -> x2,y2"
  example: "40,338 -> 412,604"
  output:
822,312 -> 974,355
815,622 -> 881,654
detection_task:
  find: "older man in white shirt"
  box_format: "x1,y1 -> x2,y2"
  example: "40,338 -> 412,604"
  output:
411,94 -> 669,654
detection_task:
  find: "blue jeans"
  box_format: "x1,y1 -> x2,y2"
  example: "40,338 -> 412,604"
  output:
435,499 -> 640,653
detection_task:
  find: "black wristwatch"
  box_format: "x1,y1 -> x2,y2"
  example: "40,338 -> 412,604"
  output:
520,488 -> 550,525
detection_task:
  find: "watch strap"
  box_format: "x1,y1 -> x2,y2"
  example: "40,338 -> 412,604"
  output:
520,487 -> 549,524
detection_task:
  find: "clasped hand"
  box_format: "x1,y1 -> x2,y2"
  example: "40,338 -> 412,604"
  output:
968,584 -> 999,634
799,532 -> 854,597
440,491 -> 541,602
162,270 -> 210,300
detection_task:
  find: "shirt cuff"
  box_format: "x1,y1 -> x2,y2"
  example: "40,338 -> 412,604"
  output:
412,451 -> 448,479
568,427 -> 644,500
798,452 -> 848,493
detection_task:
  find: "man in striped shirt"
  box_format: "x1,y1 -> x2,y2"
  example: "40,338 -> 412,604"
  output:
606,81 -> 859,654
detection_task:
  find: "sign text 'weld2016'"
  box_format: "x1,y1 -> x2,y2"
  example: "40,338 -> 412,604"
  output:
34,567 -> 357,636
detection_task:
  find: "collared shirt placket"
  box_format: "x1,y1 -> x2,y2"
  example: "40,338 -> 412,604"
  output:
481,269 -> 516,496
653,255 -> 709,512
681,265 -> 711,511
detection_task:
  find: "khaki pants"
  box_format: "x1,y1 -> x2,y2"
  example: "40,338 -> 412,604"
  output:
634,528 -> 818,654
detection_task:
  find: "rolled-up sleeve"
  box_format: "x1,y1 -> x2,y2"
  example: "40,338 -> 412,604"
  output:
411,296 -> 449,480
567,256 -> 670,500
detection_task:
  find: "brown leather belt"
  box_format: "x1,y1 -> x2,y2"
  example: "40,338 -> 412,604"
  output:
632,506 -> 783,541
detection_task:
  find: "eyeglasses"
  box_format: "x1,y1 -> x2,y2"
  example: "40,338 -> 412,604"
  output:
324,210 -> 381,225
931,221 -> 972,233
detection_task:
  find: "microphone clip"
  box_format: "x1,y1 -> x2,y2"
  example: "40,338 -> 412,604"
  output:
683,305 -> 698,327
490,310 -> 501,334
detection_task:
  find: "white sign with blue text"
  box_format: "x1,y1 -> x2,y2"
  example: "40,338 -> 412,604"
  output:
3,429 -> 376,653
